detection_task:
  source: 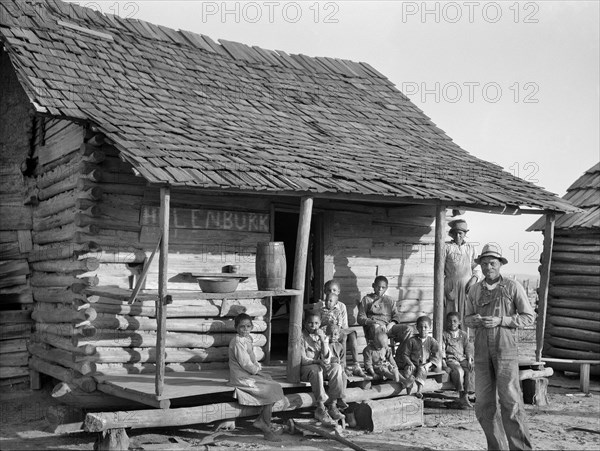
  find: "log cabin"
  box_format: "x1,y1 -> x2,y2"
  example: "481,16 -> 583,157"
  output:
528,163 -> 600,379
0,0 -> 579,438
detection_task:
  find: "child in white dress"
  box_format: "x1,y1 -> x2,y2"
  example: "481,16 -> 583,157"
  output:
228,313 -> 284,441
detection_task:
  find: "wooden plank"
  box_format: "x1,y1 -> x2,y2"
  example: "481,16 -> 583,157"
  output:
287,197 -> 313,383
84,380 -> 427,432
128,236 -> 160,304
433,205 -> 445,344
0,205 -> 32,230
536,213 -> 555,362
156,187 -> 170,398
97,382 -> 169,409
88,287 -> 302,300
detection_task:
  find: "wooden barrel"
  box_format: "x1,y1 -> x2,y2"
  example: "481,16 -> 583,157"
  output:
255,242 -> 286,291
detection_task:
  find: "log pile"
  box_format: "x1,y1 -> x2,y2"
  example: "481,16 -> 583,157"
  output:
0,310 -> 33,387
544,232 -> 600,372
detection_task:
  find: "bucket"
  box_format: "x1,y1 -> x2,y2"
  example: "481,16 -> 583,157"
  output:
255,242 -> 286,291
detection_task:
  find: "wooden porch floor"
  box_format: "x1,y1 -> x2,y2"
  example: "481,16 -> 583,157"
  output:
92,365 -> 311,408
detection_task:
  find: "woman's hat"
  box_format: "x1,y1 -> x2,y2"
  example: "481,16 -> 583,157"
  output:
448,219 -> 469,232
475,243 -> 508,265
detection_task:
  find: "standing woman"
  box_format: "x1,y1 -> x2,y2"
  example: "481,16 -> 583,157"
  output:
228,313 -> 284,441
443,219 -> 481,323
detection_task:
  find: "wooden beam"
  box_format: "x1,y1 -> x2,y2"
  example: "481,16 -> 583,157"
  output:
433,205 -> 445,344
536,212 -> 555,362
84,380 -> 435,432
265,296 -> 272,365
155,187 -> 170,399
287,196 -> 313,383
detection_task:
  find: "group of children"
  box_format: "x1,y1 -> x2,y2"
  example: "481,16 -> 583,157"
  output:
227,275 -> 474,440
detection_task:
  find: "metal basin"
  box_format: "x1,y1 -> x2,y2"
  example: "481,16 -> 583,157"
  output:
196,277 -> 240,293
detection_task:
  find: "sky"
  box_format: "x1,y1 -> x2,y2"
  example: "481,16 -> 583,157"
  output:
67,0 -> 599,276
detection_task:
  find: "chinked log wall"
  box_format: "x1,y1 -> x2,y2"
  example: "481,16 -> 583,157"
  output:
544,230 -> 600,369
28,122 -> 274,399
323,203 -> 438,360
0,56 -> 35,388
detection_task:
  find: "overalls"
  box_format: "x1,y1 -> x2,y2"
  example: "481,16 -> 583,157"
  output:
465,278 -> 535,451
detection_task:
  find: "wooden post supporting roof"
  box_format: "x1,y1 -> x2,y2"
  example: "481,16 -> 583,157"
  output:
155,187 -> 170,399
433,205 -> 446,344
287,196 -> 313,383
536,212 -> 555,362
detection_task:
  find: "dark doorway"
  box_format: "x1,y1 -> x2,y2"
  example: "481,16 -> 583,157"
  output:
269,210 -> 323,361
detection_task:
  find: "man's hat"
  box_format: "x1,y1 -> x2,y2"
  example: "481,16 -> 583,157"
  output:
448,219 -> 469,232
475,243 -> 508,265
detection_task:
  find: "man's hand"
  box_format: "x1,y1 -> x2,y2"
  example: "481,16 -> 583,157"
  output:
405,363 -> 415,373
481,316 -> 501,328
385,322 -> 394,332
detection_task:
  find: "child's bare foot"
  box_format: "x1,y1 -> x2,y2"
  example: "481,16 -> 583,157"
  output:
337,399 -> 349,410
352,364 -> 367,378
459,392 -> 473,408
252,418 -> 270,432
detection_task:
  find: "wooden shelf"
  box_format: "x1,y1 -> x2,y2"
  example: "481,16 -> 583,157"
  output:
174,289 -> 302,300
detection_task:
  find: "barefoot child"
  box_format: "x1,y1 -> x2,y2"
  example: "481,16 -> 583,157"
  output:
301,312 -> 347,425
442,311 -> 474,408
397,315 -> 442,398
363,330 -> 402,382
311,280 -> 366,377
228,313 -> 283,441
357,276 -> 413,348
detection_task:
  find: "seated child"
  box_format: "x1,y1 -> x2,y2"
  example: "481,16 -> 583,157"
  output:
442,311 -> 474,408
324,323 -> 349,409
311,279 -> 366,377
396,315 -> 442,398
363,330 -> 402,382
301,312 -> 347,425
228,313 -> 284,441
357,276 -> 413,348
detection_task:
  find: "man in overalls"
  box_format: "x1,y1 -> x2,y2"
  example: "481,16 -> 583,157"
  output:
464,244 -> 534,450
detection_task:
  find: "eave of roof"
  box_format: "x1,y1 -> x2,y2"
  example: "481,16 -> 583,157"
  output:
528,163 -> 600,231
0,0 -> 579,213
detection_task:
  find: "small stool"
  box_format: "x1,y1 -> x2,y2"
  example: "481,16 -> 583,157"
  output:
542,358 -> 600,394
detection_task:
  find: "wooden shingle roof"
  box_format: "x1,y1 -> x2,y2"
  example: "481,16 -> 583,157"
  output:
0,0 -> 576,212
529,163 -> 600,231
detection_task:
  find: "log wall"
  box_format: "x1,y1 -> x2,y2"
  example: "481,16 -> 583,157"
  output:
0,50 -> 35,388
325,204 -> 437,326
544,230 -> 600,370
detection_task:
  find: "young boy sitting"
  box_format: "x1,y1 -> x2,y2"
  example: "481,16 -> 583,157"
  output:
363,330 -> 402,382
357,276 -> 412,349
442,311 -> 474,408
300,312 -> 347,425
310,280 -> 366,377
396,315 -> 442,398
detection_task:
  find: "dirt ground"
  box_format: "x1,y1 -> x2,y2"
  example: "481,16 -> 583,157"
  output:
1,371 -> 599,451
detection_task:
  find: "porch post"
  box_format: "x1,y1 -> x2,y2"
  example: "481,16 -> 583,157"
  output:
287,196 -> 313,383
433,205 -> 446,344
536,212 -> 555,362
155,186 -> 170,398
